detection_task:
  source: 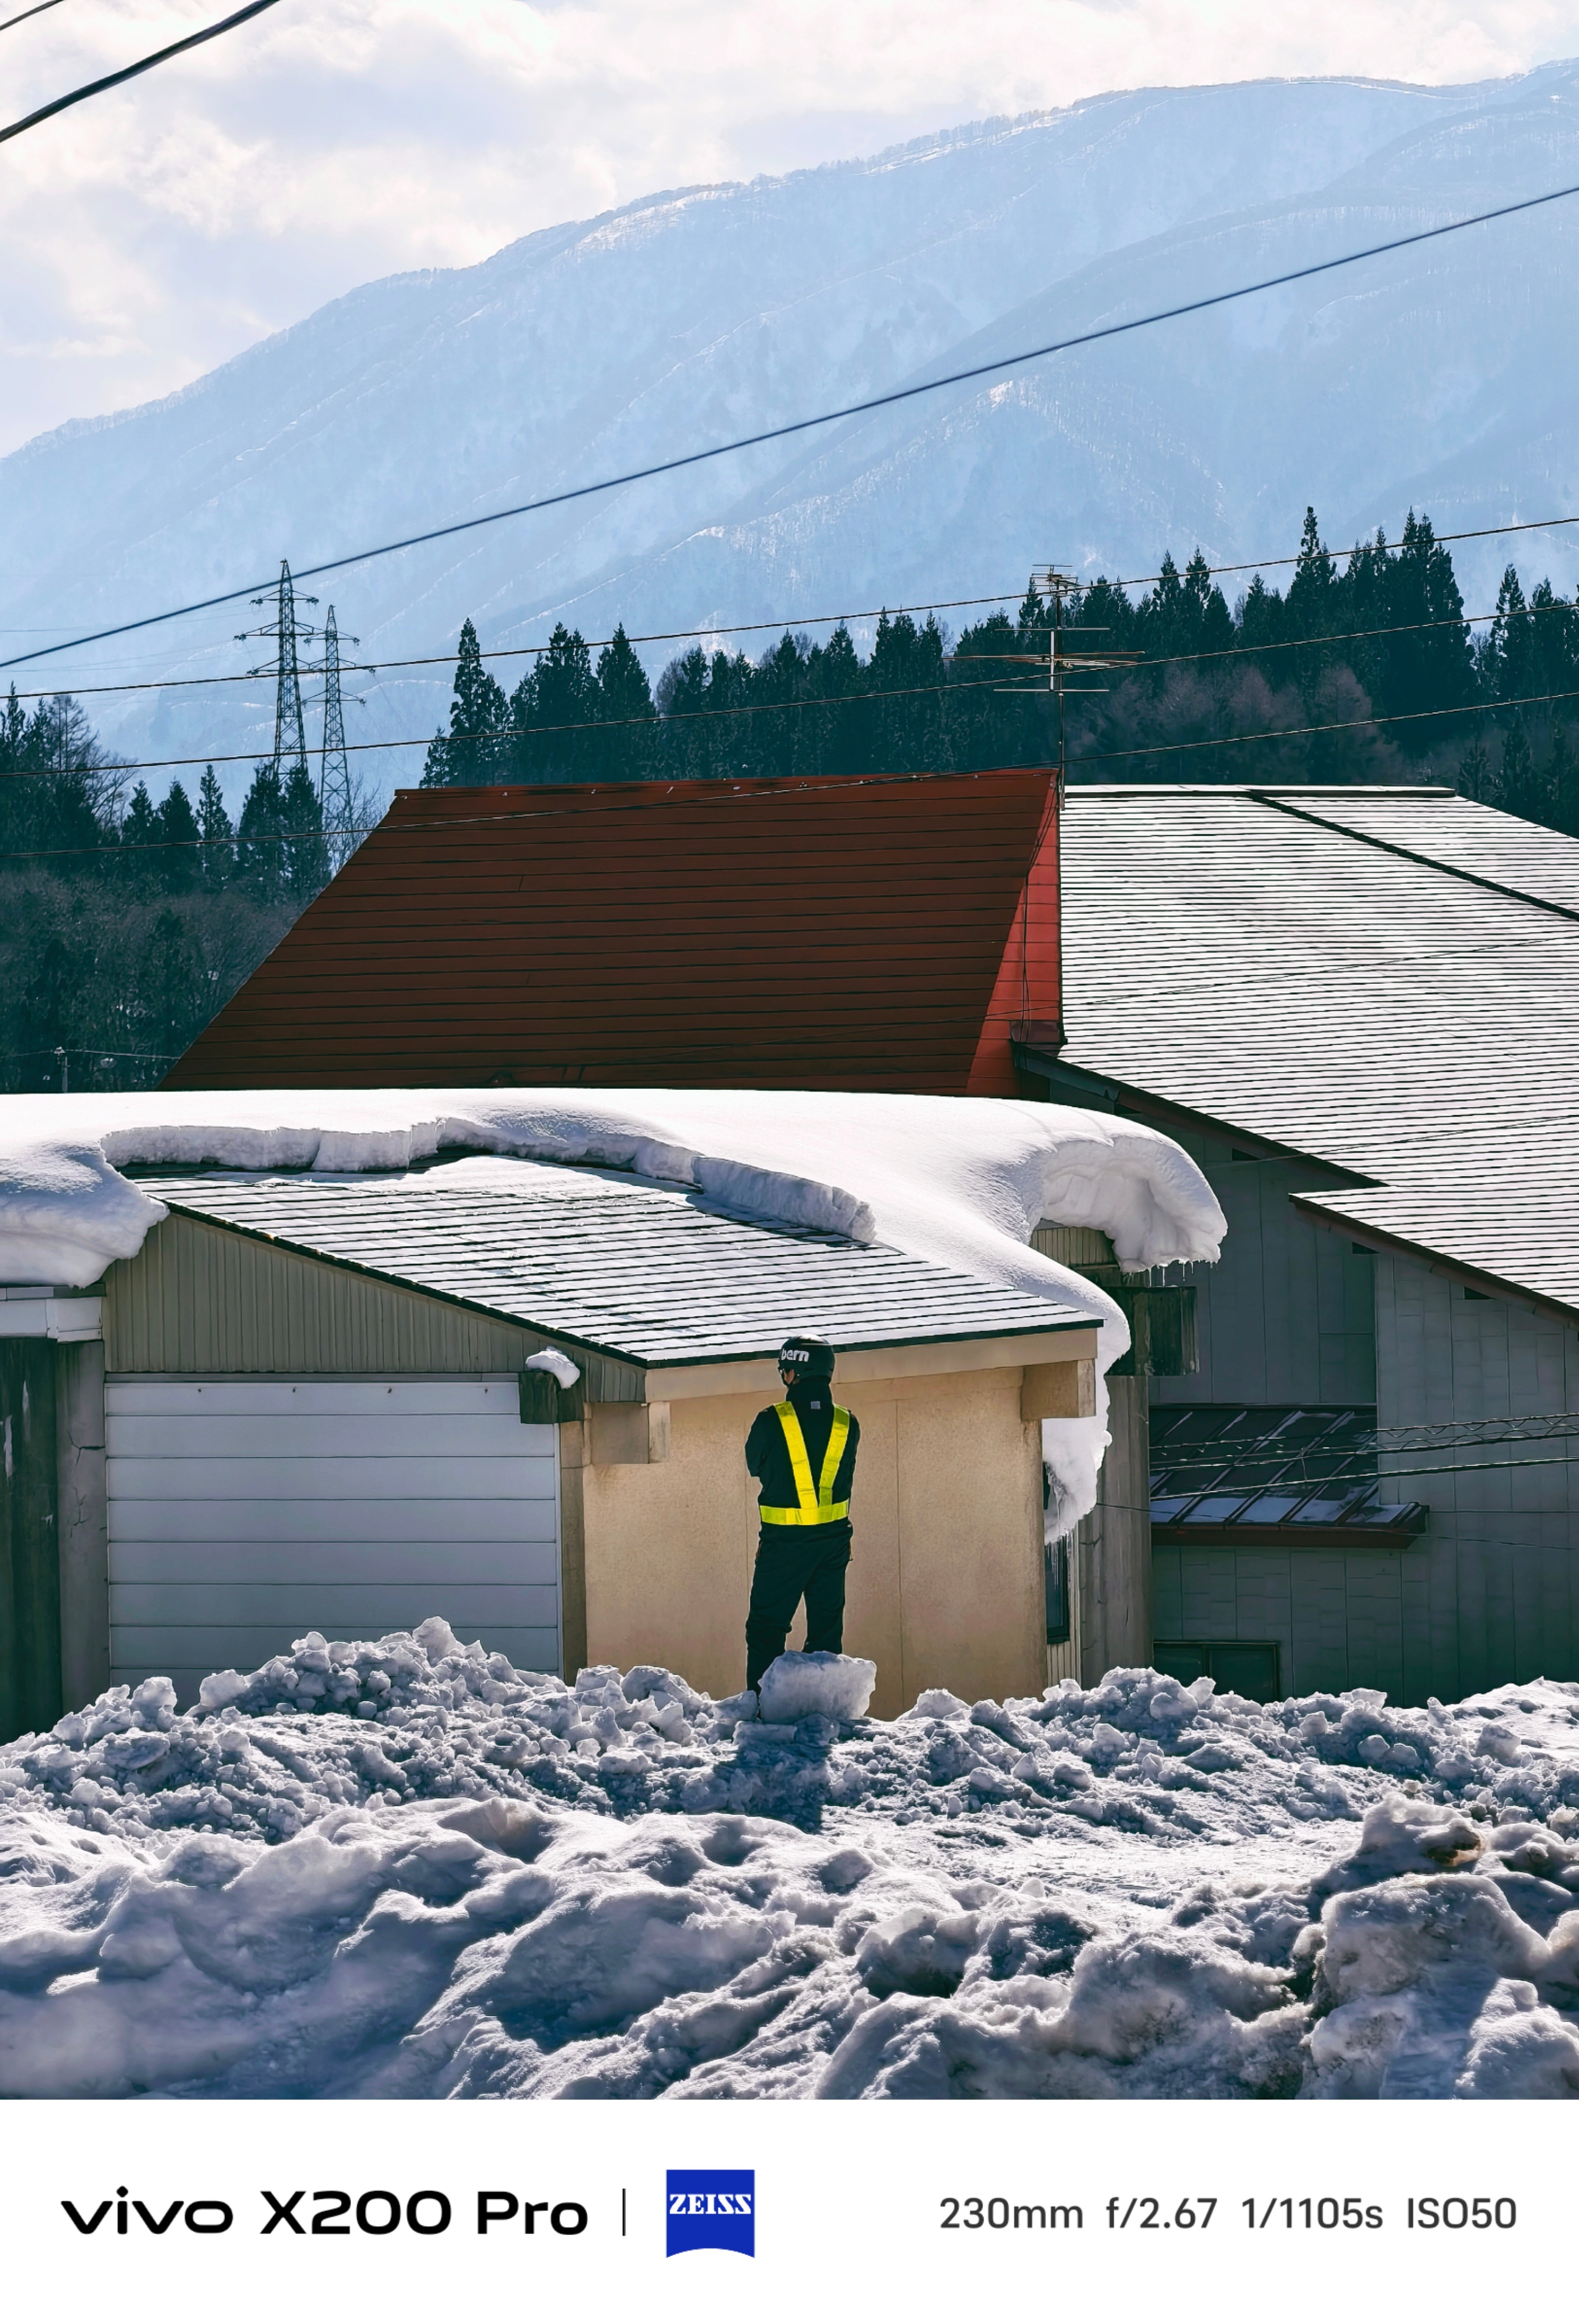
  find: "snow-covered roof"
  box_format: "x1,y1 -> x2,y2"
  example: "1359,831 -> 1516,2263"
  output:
0,1087 -> 1223,1295
1056,786 -> 1579,1319
0,1089 -> 1224,1536
152,1160 -> 1098,1367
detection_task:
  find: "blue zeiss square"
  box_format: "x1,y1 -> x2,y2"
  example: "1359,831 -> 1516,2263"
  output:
665,2170 -> 756,2257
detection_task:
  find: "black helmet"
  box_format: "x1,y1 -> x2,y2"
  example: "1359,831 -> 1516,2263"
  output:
778,1331 -> 835,1380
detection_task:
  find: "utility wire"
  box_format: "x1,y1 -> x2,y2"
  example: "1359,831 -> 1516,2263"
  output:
1066,680 -> 1577,769
0,0 -> 64,30
0,670 -> 1041,790
6,659 -> 1564,805
7,173 -> 1579,674
4,660 -> 1572,824
8,570 -> 1576,707
5,504 -> 1576,704
0,760 -> 1054,862
0,0 -> 285,147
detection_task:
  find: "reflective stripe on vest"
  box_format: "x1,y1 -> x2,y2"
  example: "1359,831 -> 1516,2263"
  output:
759,1400 -> 851,1526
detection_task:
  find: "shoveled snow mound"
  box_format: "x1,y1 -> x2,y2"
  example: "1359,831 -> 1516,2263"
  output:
2,1623 -> 1577,2100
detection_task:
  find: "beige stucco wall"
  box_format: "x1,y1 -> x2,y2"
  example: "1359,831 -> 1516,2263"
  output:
577,1367 -> 1045,1716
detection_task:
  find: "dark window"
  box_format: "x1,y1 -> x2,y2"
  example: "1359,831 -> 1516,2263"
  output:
1045,1534 -> 1072,1646
1152,1639 -> 1282,1702
1463,1287 -> 1492,1301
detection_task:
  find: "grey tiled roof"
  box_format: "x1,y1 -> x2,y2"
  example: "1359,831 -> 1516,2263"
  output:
154,1161 -> 1094,1366
1057,786 -> 1579,1317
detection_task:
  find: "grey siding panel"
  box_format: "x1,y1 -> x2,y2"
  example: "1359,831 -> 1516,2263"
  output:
1375,1252 -> 1579,1700
1151,1137 -> 1377,1409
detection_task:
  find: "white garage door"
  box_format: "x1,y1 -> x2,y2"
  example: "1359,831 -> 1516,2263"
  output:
107,1378 -> 560,1705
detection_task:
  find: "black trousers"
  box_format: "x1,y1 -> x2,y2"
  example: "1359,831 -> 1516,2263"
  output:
745,1525 -> 851,1690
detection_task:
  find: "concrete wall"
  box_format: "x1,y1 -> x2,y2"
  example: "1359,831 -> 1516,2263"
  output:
576,1367 -> 1046,1717
1150,1129 -> 1376,1409
1374,1251 -> 1579,1700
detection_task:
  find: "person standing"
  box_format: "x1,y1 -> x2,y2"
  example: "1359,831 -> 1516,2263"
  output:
743,1332 -> 861,1694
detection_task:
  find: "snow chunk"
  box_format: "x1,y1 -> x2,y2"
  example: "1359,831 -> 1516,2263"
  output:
758,1652 -> 876,1725
523,1348 -> 581,1388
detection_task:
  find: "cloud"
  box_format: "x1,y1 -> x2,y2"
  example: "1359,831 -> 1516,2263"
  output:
1,0 -> 1576,453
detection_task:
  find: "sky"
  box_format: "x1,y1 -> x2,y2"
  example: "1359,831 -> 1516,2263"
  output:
2,0 -> 1578,458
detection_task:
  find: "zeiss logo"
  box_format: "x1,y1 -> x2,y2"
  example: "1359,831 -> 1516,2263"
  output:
665,2171 -> 755,2258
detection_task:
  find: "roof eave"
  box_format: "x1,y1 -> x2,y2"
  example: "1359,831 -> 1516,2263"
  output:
1291,1196 -> 1579,1332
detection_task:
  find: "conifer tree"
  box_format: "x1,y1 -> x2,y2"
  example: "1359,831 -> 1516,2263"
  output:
154,778 -> 200,892
237,764 -> 286,895
1496,717 -> 1536,814
420,619 -> 509,787
280,766 -> 329,901
119,781 -> 160,891
197,766 -> 234,889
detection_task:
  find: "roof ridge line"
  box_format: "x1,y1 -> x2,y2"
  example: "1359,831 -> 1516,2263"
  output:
1248,791 -> 1579,926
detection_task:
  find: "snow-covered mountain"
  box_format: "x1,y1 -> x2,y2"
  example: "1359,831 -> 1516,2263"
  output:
3,64 -> 1577,803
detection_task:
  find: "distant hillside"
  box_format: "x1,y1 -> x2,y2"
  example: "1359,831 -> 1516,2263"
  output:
2,63 -> 1577,805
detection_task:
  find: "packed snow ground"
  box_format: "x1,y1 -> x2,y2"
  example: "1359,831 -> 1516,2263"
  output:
3,1622 -> 1578,2102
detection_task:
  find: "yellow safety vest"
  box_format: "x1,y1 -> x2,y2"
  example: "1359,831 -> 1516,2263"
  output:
759,1400 -> 852,1526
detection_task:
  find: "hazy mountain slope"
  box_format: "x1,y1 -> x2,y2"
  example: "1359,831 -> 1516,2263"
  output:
0,67 -> 1571,798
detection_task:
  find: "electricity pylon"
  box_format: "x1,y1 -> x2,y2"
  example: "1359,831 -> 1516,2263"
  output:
237,560 -> 320,780
318,605 -> 362,866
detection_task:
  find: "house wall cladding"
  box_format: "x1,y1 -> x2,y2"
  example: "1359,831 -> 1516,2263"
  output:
1146,1137 -> 1410,1699
1375,1251 -> 1579,1702
1150,1134 -> 1376,1409
106,1379 -> 560,1707
103,1210 -> 640,1393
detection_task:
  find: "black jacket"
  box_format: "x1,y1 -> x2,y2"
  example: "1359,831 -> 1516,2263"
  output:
746,1381 -> 860,1534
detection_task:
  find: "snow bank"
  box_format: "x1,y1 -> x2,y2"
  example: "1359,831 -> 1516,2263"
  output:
2,1624 -> 1576,2100
0,1088 -> 1223,1533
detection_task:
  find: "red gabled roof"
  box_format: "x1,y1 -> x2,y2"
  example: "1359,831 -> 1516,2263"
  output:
166,768 -> 1060,1094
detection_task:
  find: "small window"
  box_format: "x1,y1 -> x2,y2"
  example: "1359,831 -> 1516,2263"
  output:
1462,1287 -> 1492,1301
1045,1534 -> 1072,1646
1153,1639 -> 1282,1702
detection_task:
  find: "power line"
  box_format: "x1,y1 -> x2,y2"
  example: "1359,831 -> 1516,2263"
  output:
1113,512 -> 1579,595
7,172 -> 1579,675
0,761 -> 1051,864
0,0 -> 65,31
1066,679 -> 1578,770
0,590 -> 1030,703
3,665 -> 1572,834
9,564 -> 1577,709
0,669 -> 1040,792
0,0 -> 286,148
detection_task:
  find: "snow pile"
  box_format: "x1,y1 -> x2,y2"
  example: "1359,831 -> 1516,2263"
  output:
2,1624 -> 1577,2099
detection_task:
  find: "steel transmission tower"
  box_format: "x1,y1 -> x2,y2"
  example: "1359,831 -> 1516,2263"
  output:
237,559 -> 319,780
318,605 -> 361,865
